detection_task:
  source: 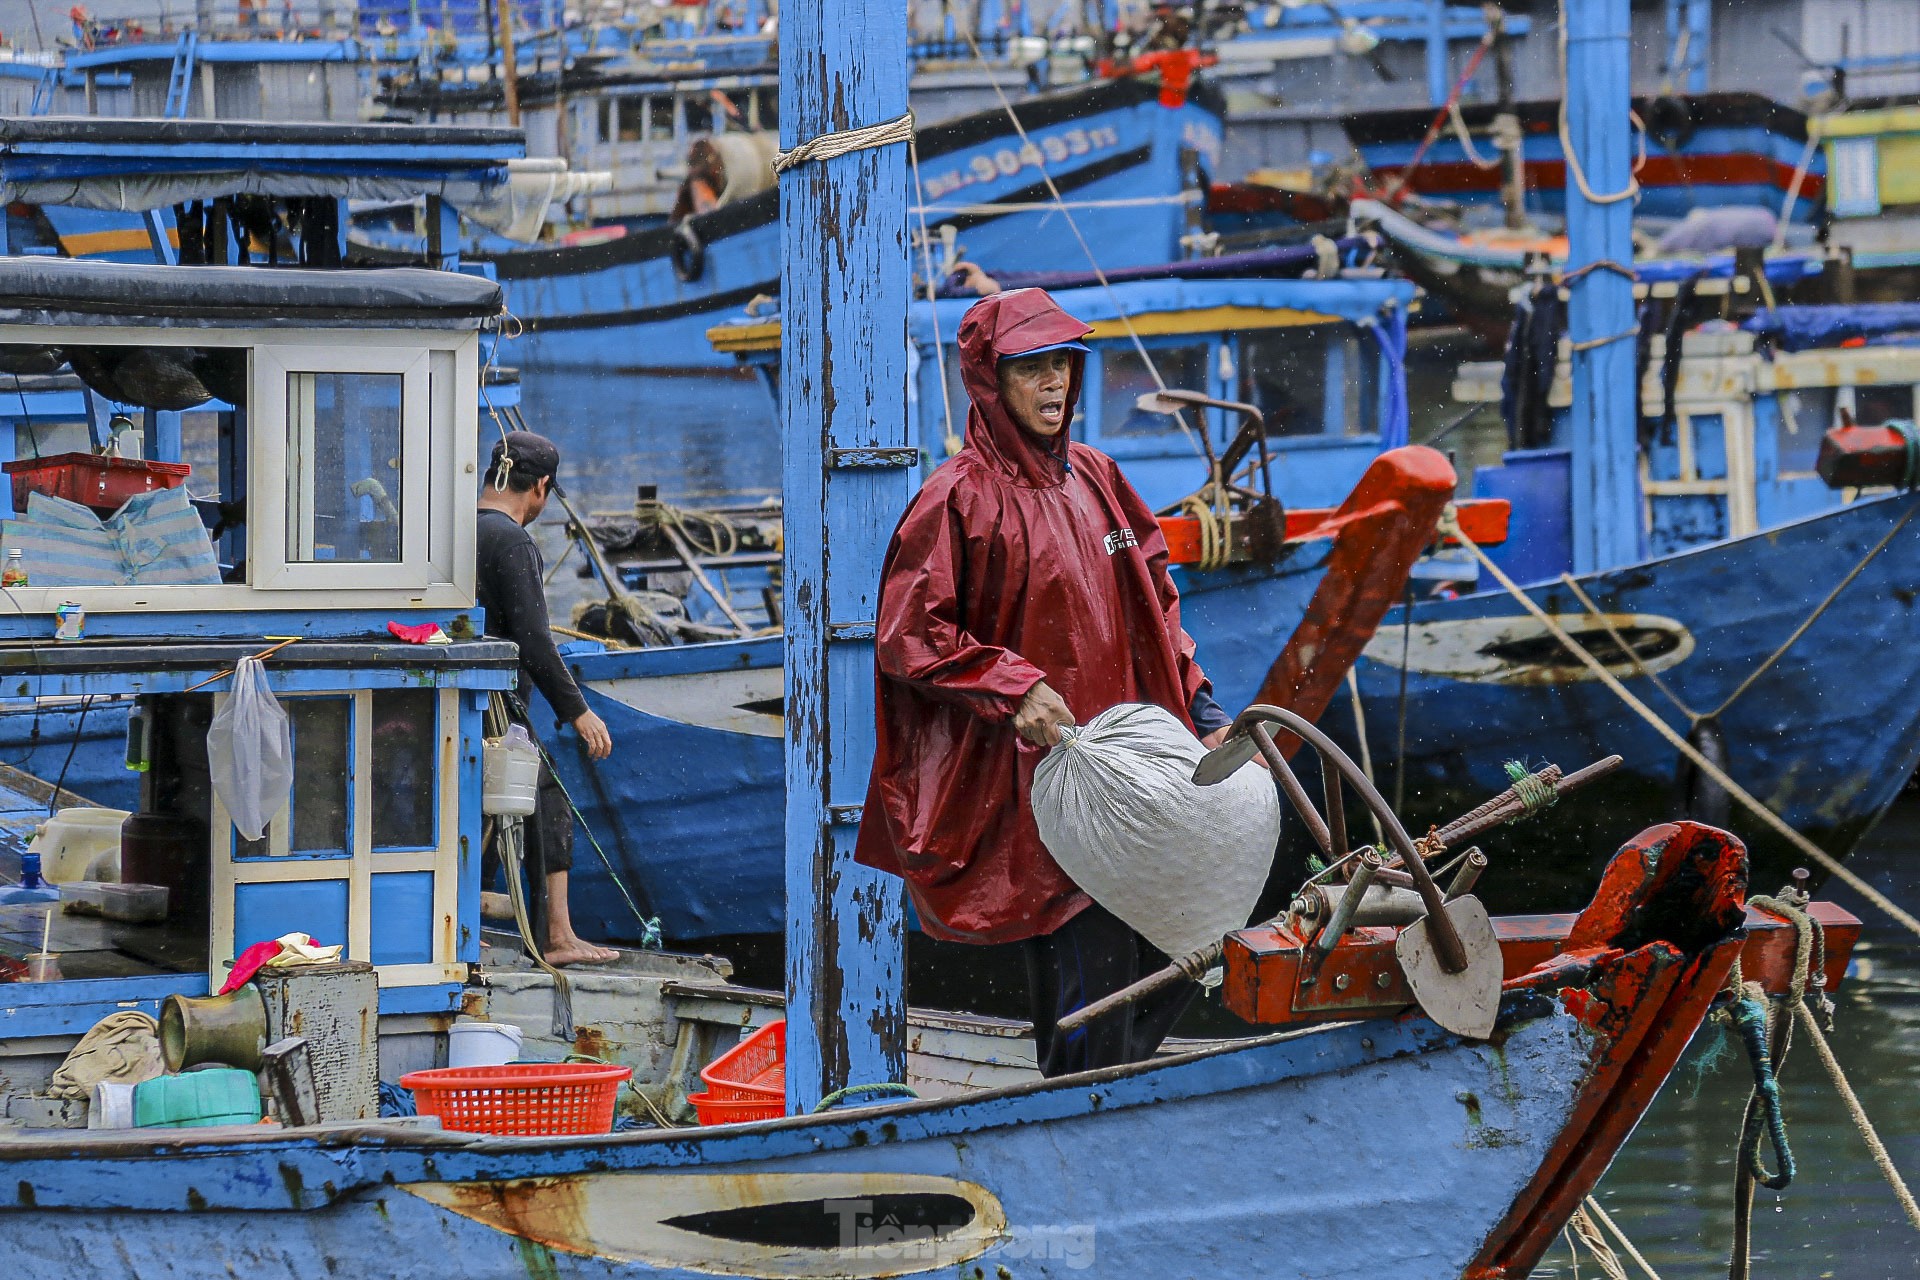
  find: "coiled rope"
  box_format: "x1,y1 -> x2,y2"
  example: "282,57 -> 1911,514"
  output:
1177,488 -> 1234,571
1503,758 -> 1559,817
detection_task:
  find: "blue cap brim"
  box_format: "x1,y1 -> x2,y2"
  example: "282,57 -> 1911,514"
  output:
999,340 -> 1090,361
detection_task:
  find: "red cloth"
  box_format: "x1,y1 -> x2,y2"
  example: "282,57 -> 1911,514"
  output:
854,289 -> 1209,944
219,939 -> 284,995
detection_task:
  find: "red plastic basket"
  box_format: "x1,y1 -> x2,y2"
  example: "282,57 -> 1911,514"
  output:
4,453 -> 192,515
688,1089 -> 785,1126
699,1019 -> 786,1104
400,1062 -> 632,1136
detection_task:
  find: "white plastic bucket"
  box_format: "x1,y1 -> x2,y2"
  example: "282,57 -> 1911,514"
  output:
481,732 -> 541,817
30,807 -> 132,884
447,1020 -> 525,1068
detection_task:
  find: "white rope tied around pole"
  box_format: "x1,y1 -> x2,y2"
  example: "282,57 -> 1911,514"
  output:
1557,0 -> 1645,206
773,111 -> 915,175
1437,509 -> 1920,945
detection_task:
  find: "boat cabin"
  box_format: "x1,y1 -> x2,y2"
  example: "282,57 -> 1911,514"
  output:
709,272 -> 1420,514
1453,301 -> 1905,583
0,259 -> 513,1109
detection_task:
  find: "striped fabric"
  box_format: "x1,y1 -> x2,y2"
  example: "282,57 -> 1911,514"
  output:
3,487 -> 220,587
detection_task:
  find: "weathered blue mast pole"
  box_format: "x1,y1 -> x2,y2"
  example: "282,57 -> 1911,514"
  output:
1564,0 -> 1641,574
779,0 -> 910,1111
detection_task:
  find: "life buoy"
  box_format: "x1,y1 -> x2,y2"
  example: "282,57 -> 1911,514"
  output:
671,220 -> 706,282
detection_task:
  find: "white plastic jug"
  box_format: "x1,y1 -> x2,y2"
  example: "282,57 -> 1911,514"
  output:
481,724 -> 541,817
447,1020 -> 525,1068
30,807 -> 132,884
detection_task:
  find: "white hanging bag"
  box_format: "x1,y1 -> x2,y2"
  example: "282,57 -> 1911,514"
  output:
206,656 -> 294,841
1031,702 -> 1281,958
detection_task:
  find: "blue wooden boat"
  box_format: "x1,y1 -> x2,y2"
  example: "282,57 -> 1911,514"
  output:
545,258 -> 1920,942
1345,91 -> 1824,227
457,76 -> 1225,373
0,54 -> 1865,1270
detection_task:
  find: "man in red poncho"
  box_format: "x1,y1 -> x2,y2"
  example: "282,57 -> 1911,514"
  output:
855,288 -> 1234,1078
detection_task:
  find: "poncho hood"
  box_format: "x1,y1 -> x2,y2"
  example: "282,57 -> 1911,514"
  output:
956,288 -> 1094,488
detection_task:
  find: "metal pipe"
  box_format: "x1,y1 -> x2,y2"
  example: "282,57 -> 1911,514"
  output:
1446,848 -> 1488,900
1249,722 -> 1332,861
1323,763 -> 1349,872
1235,705 -> 1469,974
1315,851 -> 1382,954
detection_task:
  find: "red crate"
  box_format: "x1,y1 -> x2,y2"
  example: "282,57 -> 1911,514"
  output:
4,453 -> 192,515
698,1019 -> 786,1104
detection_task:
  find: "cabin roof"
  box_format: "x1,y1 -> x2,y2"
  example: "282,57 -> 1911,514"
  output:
0,116 -> 524,214
0,257 -> 502,329
709,276 -> 1416,355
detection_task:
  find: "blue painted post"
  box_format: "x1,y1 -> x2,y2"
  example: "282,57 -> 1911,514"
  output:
1424,0 -> 1450,108
1665,0 -> 1710,94
779,0 -> 910,1111
1564,0 -> 1640,574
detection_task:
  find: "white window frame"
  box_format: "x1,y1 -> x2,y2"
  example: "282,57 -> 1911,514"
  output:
251,345 -> 432,591
0,323 -> 478,613
210,687 -> 465,991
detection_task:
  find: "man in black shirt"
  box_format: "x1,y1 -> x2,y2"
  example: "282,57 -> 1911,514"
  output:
477,431 -> 616,965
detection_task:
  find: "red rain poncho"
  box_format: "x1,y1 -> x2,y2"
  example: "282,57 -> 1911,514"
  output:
854,289 -> 1210,944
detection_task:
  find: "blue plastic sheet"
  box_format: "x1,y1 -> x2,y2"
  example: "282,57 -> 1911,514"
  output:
1741,303 -> 1920,353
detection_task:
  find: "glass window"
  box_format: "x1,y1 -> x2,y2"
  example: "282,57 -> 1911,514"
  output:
1100,344 -> 1208,437
610,97 -> 644,142
1777,387 -> 1834,474
1854,383 -> 1914,428
684,93 -> 713,136
285,372 -> 404,564
180,409 -> 225,499
288,697 -> 352,854
371,688 -> 437,849
1237,325 -> 1378,438
648,95 -> 675,139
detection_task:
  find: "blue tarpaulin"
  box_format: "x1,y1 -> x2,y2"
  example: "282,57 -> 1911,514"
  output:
1742,304 -> 1920,353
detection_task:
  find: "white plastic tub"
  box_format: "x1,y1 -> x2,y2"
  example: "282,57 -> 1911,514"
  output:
447,1020 -> 525,1068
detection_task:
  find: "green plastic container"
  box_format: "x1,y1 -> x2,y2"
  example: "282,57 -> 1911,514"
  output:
133,1068 -> 262,1129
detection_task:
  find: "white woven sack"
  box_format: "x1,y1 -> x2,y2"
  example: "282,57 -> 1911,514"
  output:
1031,702 -> 1281,958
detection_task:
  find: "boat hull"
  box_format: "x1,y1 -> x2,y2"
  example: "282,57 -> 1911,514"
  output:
477,78 -> 1223,374
1344,491 -> 1920,910
0,1000 -> 1671,1279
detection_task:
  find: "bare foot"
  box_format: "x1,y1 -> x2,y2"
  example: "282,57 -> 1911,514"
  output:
545,939 -> 620,967
481,891 -> 515,921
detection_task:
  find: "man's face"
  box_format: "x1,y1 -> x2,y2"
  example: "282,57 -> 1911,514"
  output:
998,349 -> 1075,438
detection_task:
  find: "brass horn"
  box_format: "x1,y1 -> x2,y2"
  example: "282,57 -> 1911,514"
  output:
160,986 -> 268,1072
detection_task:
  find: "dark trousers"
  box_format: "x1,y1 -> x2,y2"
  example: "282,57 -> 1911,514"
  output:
1022,901 -> 1199,1079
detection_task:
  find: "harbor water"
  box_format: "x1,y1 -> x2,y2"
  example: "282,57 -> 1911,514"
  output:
1551,799 -> 1920,1279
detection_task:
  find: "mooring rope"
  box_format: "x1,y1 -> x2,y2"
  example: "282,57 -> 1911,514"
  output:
1583,1197 -> 1665,1280
1440,510 -> 1920,944
1753,893 -> 1920,1233
772,110 -> 914,174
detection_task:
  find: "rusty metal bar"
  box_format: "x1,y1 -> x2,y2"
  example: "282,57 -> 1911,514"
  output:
1249,722 -> 1332,860
1315,850 -> 1382,956
1446,849 -> 1488,900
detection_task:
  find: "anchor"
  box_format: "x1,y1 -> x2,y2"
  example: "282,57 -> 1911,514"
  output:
1205,705 -> 1503,1039
1057,708 -> 1620,1041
